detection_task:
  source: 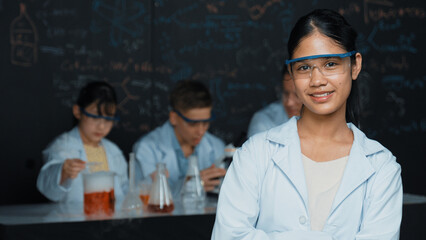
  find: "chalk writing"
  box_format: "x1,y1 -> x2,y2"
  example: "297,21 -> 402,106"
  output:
206,1 -> 225,14
366,55 -> 410,73
364,0 -> 425,23
382,75 -> 425,90
239,0 -> 282,21
338,3 -> 361,16
170,64 -> 193,82
112,77 -> 140,114
46,27 -> 88,39
60,59 -> 171,74
367,20 -> 417,53
154,3 -> 199,25
40,46 -> 64,56
91,0 -> 146,47
388,119 -> 426,135
10,3 -> 38,67
385,91 -> 405,117
227,82 -> 267,91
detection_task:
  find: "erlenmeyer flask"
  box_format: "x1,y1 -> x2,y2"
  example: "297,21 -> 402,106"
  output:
147,163 -> 174,213
181,155 -> 206,206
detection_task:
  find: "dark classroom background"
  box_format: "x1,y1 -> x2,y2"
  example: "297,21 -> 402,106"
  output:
0,0 -> 424,204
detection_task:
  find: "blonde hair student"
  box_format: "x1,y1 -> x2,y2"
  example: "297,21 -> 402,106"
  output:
212,9 -> 402,239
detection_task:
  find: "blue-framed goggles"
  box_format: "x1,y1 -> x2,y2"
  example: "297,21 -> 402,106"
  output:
80,107 -> 120,122
285,51 -> 357,65
173,109 -> 216,123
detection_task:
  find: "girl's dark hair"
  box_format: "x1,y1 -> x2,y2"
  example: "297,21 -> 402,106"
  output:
76,81 -> 117,116
287,9 -> 361,127
169,80 -> 212,112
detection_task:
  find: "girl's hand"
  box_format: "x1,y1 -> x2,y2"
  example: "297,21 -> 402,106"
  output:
60,159 -> 86,185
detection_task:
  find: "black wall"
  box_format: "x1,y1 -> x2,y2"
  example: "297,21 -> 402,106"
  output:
0,0 -> 425,204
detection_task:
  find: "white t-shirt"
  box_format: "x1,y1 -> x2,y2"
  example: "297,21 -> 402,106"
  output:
302,154 -> 348,231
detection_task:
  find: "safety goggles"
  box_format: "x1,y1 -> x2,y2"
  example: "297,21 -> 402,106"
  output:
173,109 -> 215,123
285,51 -> 357,80
80,107 -> 120,122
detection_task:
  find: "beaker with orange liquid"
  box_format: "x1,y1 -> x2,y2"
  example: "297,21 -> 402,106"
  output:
138,179 -> 151,205
146,163 -> 174,213
83,171 -> 115,216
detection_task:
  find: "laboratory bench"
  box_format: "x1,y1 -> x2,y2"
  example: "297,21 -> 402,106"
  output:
1,194 -> 425,240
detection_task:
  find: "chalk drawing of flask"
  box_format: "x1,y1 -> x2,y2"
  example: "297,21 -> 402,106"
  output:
10,3 -> 38,67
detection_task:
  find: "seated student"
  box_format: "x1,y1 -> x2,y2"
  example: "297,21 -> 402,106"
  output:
37,81 -> 128,202
133,80 -> 226,193
247,67 -> 302,137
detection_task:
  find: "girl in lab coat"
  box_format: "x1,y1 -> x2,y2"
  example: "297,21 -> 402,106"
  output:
212,9 -> 402,240
37,81 -> 128,203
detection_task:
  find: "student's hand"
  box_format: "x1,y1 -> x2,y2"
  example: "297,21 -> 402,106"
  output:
60,159 -> 86,185
200,164 -> 226,192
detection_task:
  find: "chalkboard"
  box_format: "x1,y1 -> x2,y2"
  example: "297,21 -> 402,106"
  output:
0,0 -> 424,204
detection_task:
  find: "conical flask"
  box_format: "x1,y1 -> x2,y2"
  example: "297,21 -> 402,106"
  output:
147,163 -> 174,213
181,155 -> 206,206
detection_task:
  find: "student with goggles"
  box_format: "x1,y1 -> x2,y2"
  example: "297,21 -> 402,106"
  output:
247,66 -> 302,138
133,80 -> 226,194
37,81 -> 128,203
213,9 -> 402,239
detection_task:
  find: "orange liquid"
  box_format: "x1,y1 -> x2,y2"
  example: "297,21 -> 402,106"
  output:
139,194 -> 150,205
147,203 -> 174,213
84,190 -> 115,216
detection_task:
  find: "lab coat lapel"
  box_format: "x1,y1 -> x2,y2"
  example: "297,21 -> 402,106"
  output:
274,141 -> 309,208
269,118 -> 309,209
329,125 -> 376,215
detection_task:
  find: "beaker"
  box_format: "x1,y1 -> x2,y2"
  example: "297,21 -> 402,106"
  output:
138,178 -> 152,205
181,155 -> 205,206
147,163 -> 174,213
82,171 -> 115,216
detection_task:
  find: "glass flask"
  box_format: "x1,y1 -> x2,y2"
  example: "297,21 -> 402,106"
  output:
121,153 -> 143,212
181,155 -> 206,206
147,163 -> 174,213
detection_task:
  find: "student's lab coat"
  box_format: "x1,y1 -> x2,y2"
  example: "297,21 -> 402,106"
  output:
37,127 -> 128,202
247,101 -> 289,138
212,117 -> 402,240
133,121 -> 225,191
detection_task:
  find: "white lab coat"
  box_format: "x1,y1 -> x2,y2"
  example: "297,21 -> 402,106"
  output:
247,101 -> 289,138
133,121 -> 225,191
37,127 -> 128,203
212,117 -> 402,240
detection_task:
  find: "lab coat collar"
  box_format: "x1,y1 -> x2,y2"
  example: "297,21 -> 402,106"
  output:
267,117 -> 385,156
267,117 -> 384,215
